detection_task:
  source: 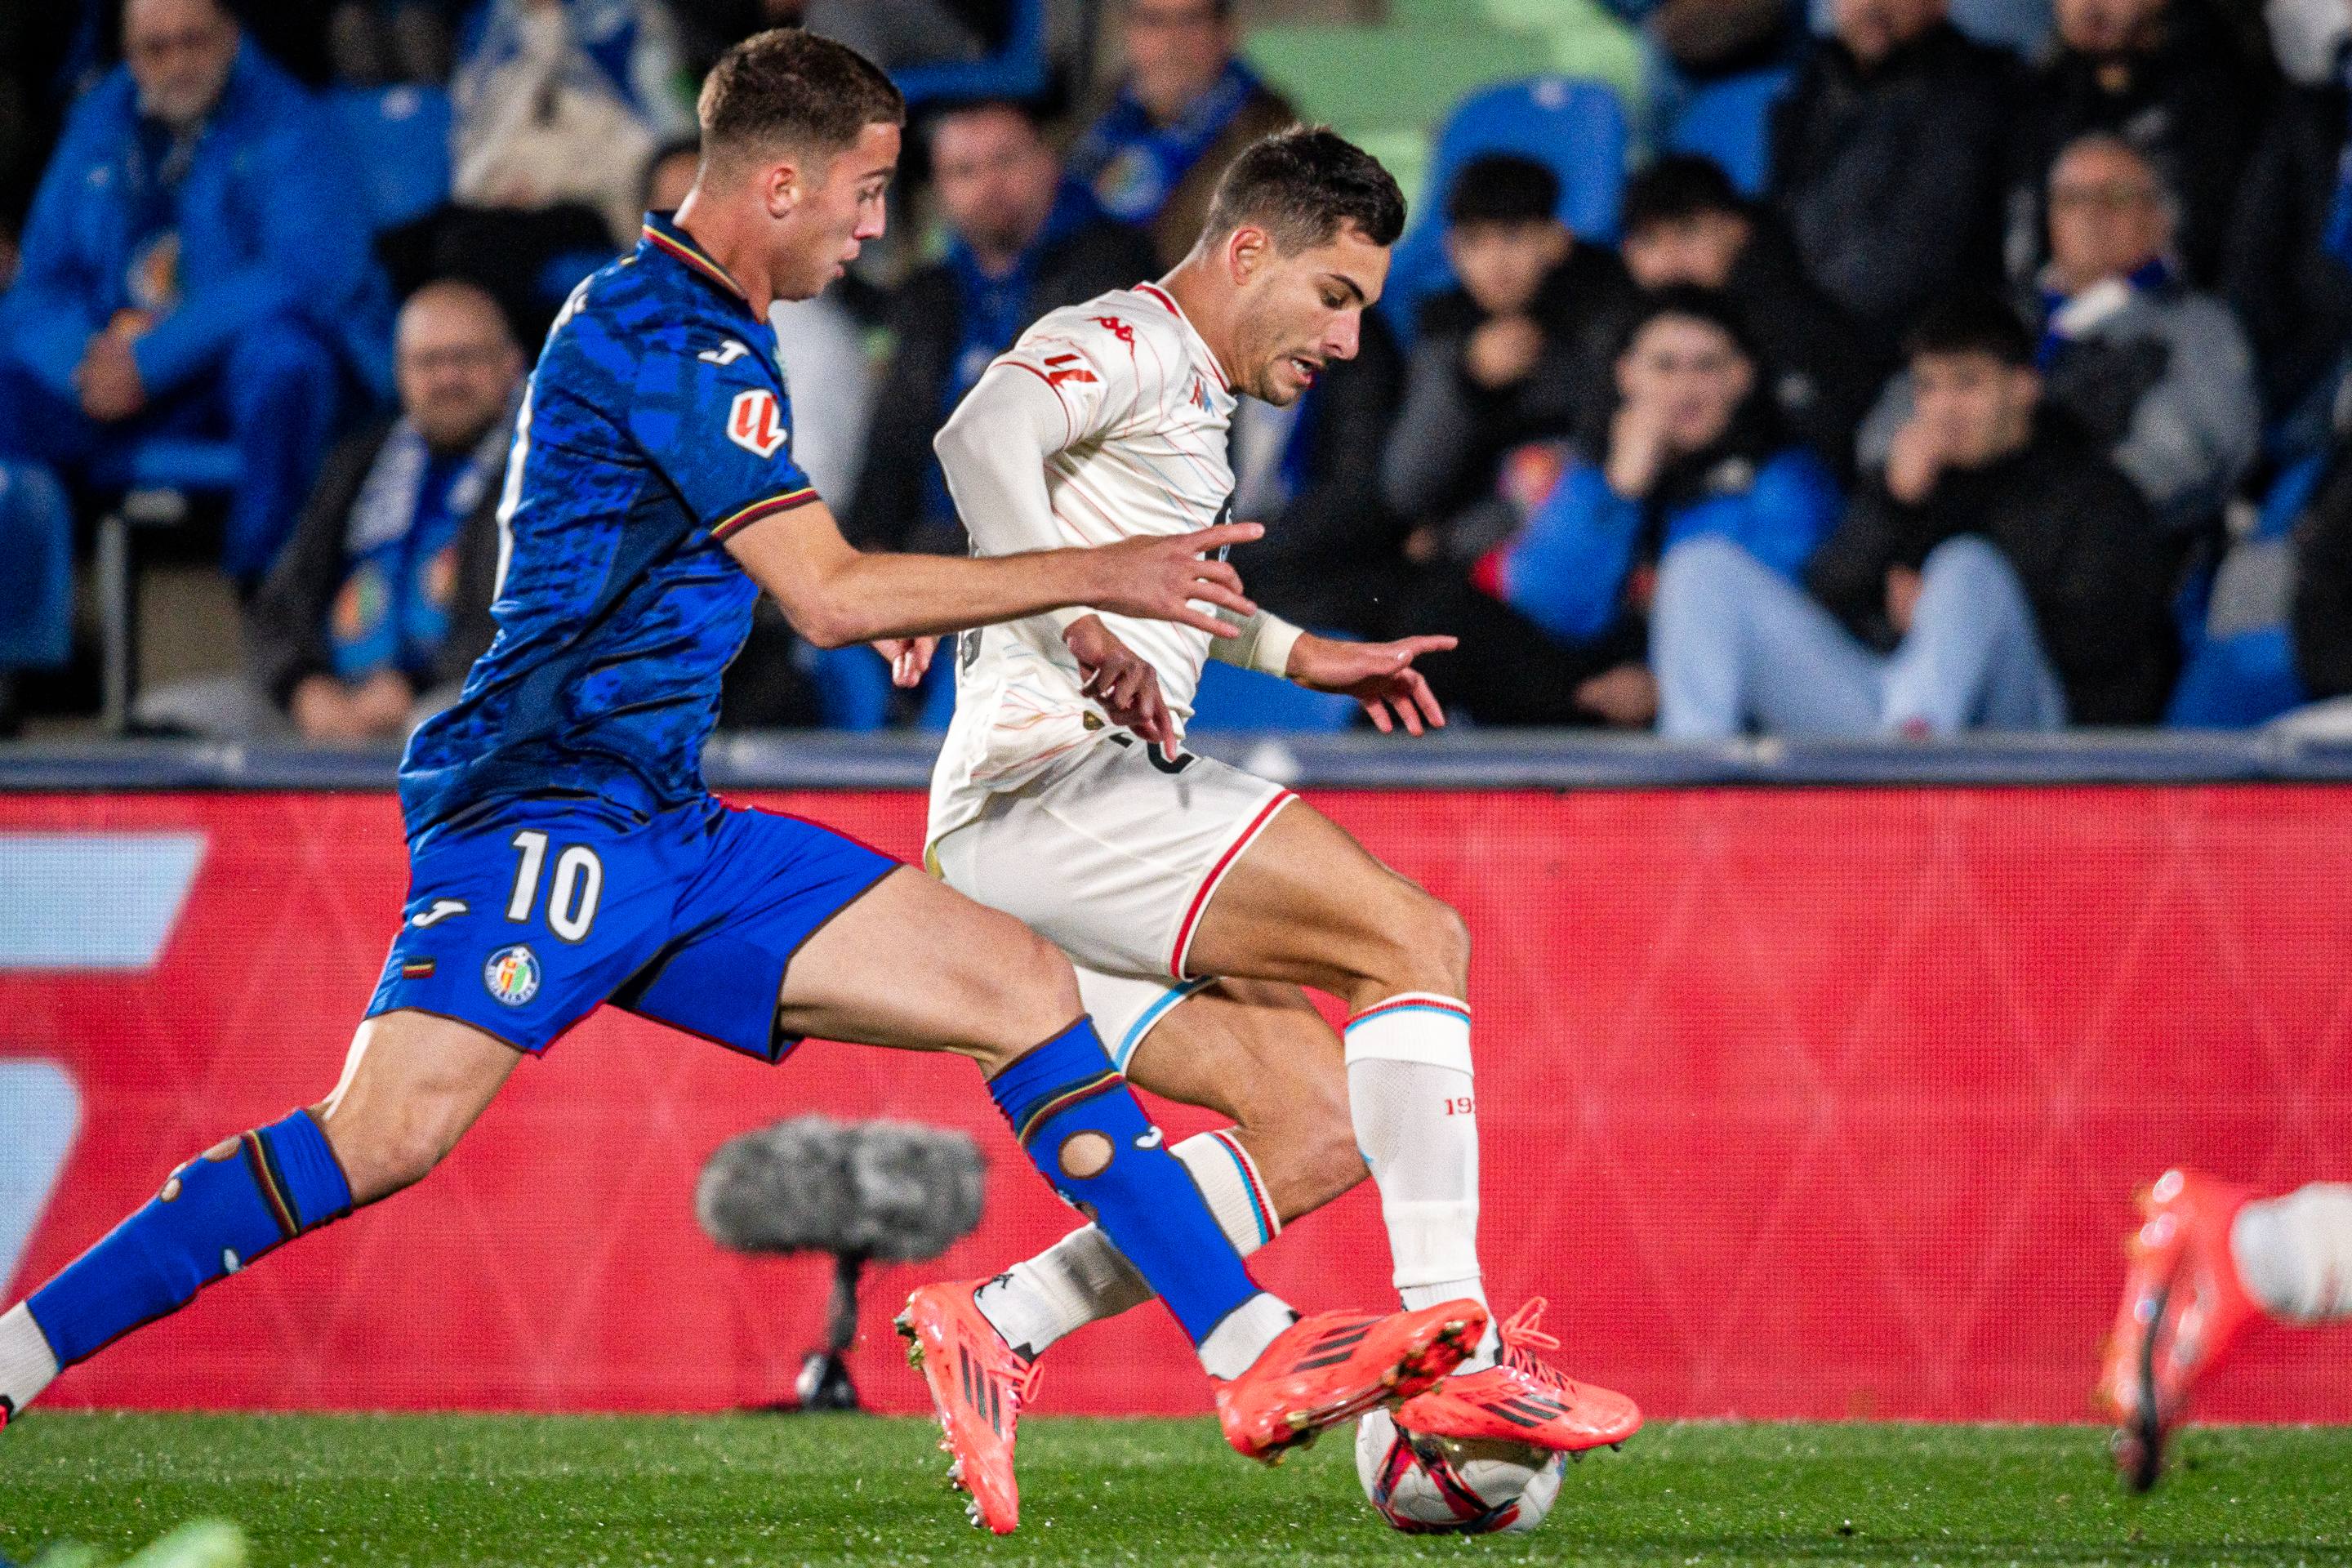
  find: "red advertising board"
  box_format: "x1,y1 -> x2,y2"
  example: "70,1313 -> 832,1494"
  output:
3,786 -> 2350,1422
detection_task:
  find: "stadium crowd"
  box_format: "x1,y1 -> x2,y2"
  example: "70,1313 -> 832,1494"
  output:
7,0 -> 2352,738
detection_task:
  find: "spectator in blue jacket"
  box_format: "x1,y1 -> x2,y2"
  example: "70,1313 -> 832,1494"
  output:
1655,292 -> 2173,736
0,0 -> 392,585
1472,287 -> 1840,727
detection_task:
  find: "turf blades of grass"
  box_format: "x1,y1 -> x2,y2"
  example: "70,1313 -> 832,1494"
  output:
2,1415 -> 2346,1567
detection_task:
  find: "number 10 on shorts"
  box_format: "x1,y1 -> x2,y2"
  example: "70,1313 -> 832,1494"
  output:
507,830 -> 604,942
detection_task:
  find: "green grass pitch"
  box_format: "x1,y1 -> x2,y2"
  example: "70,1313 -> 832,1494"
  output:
3,1414 -> 2348,1566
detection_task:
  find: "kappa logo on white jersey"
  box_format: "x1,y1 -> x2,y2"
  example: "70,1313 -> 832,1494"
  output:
727,388 -> 788,459
699,339 -> 751,366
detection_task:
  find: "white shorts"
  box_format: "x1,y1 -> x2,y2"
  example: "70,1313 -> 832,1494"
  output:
929,733 -> 1293,1070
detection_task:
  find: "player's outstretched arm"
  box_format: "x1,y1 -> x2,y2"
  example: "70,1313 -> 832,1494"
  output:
720,496 -> 1263,648
1284,630 -> 1458,736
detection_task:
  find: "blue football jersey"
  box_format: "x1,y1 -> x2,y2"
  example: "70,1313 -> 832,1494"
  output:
399,213 -> 819,838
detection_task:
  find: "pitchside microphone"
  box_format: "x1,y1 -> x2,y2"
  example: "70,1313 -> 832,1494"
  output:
697,1116 -> 985,1411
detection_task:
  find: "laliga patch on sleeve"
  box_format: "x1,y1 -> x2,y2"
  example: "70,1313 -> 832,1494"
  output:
727,389 -> 787,459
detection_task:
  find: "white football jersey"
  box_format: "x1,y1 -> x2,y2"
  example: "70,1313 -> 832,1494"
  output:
929,282 -> 1239,843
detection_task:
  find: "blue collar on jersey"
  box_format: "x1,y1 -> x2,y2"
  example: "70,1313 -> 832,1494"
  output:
637,210 -> 760,318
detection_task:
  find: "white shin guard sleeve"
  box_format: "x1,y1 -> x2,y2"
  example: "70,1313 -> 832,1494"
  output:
1343,995 -> 1488,1327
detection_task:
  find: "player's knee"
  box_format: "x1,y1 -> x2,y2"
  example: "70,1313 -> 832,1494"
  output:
1361,889 -> 1471,996
314,1096 -> 458,1205
964,917 -> 1085,1075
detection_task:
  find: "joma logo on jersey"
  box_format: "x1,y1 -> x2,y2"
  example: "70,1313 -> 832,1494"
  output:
727,389 -> 788,459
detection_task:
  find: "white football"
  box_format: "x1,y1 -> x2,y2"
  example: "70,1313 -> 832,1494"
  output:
1355,1405 -> 1566,1535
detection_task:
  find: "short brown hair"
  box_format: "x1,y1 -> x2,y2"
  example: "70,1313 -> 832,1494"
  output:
697,28 -> 906,166
1200,125 -> 1407,252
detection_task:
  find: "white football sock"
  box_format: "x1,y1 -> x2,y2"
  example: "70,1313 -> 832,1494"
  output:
1344,992 -> 1498,1371
1196,1289 -> 1298,1380
2231,1183 -> 2352,1321
0,1302 -> 60,1414
974,1131 -> 1279,1361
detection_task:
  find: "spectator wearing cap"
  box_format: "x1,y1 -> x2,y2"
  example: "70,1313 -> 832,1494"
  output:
1619,154 -> 1874,470
1768,0 -> 2016,355
0,0 -> 393,585
850,100 -> 1157,559
1382,154 -> 1636,567
1468,287 -> 1840,728
1653,294 -> 2174,736
233,280 -> 522,742
1863,133 -> 2257,533
2225,0 -> 2352,430
1068,0 -> 1295,269
2000,0 -> 2260,289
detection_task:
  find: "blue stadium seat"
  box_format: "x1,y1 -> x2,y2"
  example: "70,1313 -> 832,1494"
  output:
891,0 -> 1049,106
1383,78 -> 1629,344
326,84 -> 452,233
1188,658 -> 1358,733
1664,66 -> 1793,198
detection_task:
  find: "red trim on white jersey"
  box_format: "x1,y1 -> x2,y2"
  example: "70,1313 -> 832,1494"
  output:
1134,282 -> 1230,392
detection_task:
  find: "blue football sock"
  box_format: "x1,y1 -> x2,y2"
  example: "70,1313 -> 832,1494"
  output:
987,1018 -> 1272,1348
28,1109 -> 353,1368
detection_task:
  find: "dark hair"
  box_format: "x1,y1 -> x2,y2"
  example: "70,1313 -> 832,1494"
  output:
640,134 -> 702,208
1608,284 -> 1760,368
1445,154 -> 1560,228
1128,0 -> 1233,17
1620,154 -> 1744,237
1584,285 -> 1777,465
1200,125 -> 1407,251
1904,292 -> 2034,368
697,28 -> 906,166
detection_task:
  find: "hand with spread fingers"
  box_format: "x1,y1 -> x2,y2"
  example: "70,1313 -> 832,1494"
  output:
1084,522 -> 1264,637
1286,632 -> 1458,737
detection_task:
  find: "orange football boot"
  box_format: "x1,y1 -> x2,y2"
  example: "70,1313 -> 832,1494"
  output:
1396,1297 -> 1642,1454
1214,1299 -> 1485,1463
896,1281 -> 1042,1533
2097,1169 -> 2262,1492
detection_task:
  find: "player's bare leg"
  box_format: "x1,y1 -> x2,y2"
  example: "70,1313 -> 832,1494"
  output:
969,980 -> 1365,1358
1183,802 -> 1641,1453
782,869 -> 1477,1530
0,1009 -> 517,1427
1129,979 -> 1362,1217
313,1013 -> 521,1202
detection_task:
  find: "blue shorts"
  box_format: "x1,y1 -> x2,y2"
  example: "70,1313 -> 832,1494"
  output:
367,794 -> 900,1058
